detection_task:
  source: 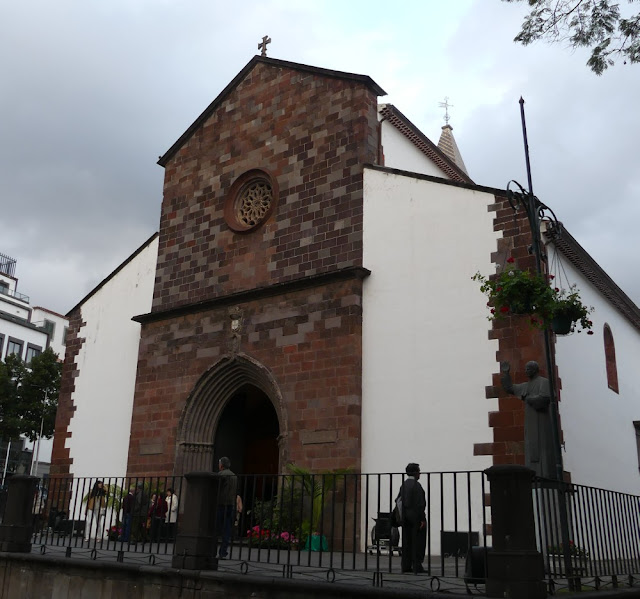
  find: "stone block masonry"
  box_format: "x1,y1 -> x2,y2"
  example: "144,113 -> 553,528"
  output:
473,194 -> 563,469
128,276 -> 364,477
153,60 -> 379,314
128,58 -> 382,476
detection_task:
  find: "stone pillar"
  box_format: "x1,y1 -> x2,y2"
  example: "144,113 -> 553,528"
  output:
0,475 -> 39,552
485,465 -> 546,599
171,472 -> 220,570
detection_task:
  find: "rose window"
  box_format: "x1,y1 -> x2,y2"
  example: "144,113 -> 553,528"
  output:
236,181 -> 273,227
224,169 -> 279,233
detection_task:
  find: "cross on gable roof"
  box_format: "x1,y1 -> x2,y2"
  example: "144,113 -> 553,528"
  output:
158,56 -> 386,167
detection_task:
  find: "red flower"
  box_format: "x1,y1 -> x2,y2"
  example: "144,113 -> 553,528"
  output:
500,306 -> 510,313
506,257 -> 515,264
587,331 -> 594,335
548,274 -> 555,280
490,308 -> 496,314
554,288 -> 560,292
496,286 -> 503,292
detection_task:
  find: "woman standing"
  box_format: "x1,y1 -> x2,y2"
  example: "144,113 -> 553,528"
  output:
165,488 -> 179,541
85,480 -> 107,542
149,491 -> 168,543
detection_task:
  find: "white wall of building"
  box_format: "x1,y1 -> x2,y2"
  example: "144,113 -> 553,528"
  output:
380,120 -> 449,179
361,168 -> 499,549
0,316 -> 48,362
31,308 -> 69,359
549,244 -> 640,494
66,237 -> 158,479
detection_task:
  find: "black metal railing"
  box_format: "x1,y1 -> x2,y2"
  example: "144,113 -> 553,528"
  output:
28,471 -> 489,590
534,477 -> 640,589
31,475 -> 183,562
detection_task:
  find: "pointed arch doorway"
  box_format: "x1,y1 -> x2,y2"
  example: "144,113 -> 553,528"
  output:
175,355 -> 286,492
214,384 -> 280,481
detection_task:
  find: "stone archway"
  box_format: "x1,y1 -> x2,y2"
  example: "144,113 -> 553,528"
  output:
174,354 -> 287,477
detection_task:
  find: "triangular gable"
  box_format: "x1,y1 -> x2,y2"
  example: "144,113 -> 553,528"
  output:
158,56 -> 386,167
379,104 -> 473,184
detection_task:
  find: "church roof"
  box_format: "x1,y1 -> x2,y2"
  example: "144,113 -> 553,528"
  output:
437,124 -> 469,177
158,56 -> 386,167
378,104 -> 473,184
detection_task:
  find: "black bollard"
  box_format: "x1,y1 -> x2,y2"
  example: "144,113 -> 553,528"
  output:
485,465 -> 546,599
171,472 -> 220,570
0,475 -> 39,552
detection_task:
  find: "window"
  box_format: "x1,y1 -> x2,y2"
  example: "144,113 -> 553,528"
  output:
25,344 -> 42,364
6,338 -> 23,359
634,422 -> 640,473
603,323 -> 619,393
62,326 -> 69,345
0,334 -> 4,357
43,319 -> 56,340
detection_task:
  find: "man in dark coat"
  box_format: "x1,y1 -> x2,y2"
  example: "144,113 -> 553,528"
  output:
400,462 -> 427,574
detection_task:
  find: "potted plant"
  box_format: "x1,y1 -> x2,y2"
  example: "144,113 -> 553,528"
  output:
473,258 -> 594,334
472,258 -> 555,325
550,286 -> 594,335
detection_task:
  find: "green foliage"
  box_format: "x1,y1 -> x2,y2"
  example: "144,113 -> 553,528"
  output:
503,0 -> 640,74
473,261 -> 593,332
0,348 -> 61,442
552,286 -> 594,333
548,540 -> 590,558
249,464 -> 351,547
0,354 -> 24,440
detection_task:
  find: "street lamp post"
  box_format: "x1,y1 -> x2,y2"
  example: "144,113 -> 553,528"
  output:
506,97 -> 575,585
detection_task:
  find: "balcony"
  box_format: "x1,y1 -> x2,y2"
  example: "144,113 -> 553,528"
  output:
0,285 -> 29,304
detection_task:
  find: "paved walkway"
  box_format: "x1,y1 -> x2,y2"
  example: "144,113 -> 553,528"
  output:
33,538 -> 484,595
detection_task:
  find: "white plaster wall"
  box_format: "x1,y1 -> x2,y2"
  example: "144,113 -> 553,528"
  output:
380,121 -> 449,179
31,309 -> 69,359
0,318 -> 48,361
361,169 -> 499,550
66,237 -> 158,479
549,244 -> 640,494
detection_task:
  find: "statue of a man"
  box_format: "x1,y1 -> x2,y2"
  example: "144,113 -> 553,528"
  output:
500,360 -> 556,479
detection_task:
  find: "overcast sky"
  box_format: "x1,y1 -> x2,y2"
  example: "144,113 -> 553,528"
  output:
2,0 -> 638,316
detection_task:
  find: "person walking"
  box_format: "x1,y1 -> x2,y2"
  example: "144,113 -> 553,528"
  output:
216,457 -> 237,559
399,463 -> 427,574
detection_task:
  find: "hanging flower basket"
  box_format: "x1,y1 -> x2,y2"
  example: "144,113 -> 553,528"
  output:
550,286 -> 594,334
551,314 -> 573,335
473,258 -> 593,333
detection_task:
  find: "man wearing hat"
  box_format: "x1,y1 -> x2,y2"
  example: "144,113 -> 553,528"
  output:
400,462 -> 427,573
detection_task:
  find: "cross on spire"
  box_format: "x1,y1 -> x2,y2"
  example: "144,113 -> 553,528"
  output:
258,35 -> 271,57
438,96 -> 453,126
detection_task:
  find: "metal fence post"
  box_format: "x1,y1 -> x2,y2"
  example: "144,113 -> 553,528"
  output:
485,465 -> 546,598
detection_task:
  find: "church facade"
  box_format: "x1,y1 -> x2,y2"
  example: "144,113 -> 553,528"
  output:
51,56 -> 640,501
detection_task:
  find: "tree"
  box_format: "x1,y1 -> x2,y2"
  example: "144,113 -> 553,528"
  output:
504,0 -> 640,74
0,354 -> 25,441
0,348 -> 61,442
20,348 -> 61,442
